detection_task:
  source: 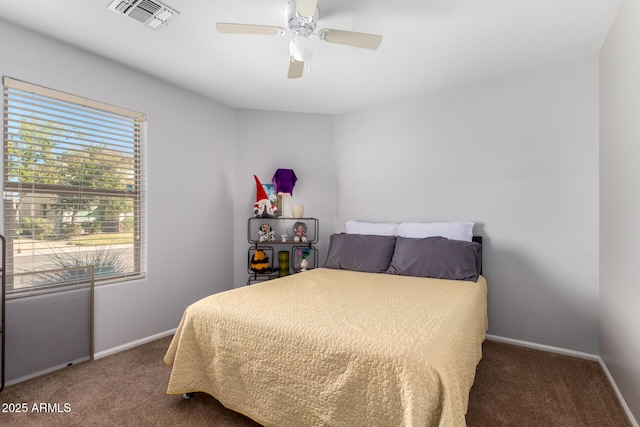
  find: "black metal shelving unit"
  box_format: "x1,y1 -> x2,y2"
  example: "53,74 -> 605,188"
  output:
247,218 -> 319,285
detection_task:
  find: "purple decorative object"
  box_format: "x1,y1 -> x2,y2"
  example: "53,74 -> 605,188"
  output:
272,169 -> 297,195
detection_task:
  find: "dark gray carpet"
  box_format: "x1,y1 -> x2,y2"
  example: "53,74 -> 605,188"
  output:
0,337 -> 631,426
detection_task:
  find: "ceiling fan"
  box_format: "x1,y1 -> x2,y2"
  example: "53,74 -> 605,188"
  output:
215,0 -> 383,79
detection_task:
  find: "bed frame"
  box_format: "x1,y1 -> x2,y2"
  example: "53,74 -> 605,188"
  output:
473,235 -> 483,274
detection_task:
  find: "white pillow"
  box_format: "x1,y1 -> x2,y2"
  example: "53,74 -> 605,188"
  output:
399,221 -> 474,242
345,220 -> 400,236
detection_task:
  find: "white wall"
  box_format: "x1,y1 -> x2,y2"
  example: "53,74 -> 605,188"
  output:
335,57 -> 600,354
0,19 -> 237,352
1,12 -> 624,398
233,109 -> 336,287
600,0 -> 640,421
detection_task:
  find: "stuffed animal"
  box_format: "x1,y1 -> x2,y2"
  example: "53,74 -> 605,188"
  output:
253,175 -> 278,218
259,223 -> 275,242
293,221 -> 308,242
250,249 -> 271,274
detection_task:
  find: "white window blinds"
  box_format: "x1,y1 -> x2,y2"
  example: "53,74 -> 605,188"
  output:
2,77 -> 146,296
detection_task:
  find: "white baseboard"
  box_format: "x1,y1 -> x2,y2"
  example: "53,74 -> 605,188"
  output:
94,328 -> 176,360
486,334 -> 638,427
485,334 -> 599,361
598,357 -> 639,427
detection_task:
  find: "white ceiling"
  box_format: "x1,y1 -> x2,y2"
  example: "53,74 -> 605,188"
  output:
0,0 -> 621,114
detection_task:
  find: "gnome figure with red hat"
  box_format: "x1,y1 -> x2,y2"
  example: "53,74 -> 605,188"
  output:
253,175 -> 278,218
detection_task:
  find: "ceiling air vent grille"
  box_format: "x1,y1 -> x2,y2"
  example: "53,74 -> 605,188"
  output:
108,0 -> 179,30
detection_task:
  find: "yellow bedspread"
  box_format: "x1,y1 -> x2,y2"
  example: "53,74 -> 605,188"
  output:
164,268 -> 488,427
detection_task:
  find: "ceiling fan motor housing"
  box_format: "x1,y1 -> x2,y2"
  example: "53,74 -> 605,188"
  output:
285,0 -> 318,37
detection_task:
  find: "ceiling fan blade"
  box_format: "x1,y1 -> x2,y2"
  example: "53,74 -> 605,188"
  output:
287,59 -> 304,79
216,23 -> 284,35
319,29 -> 382,50
296,0 -> 318,19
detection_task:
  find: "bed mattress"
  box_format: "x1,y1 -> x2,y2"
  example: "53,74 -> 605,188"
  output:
164,268 -> 488,427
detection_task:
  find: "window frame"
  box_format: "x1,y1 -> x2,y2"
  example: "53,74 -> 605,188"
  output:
2,77 -> 146,297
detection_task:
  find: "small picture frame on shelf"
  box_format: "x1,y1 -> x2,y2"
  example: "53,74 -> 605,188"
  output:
262,184 -> 277,206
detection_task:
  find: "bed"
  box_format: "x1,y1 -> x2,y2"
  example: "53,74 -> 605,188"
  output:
165,225 -> 487,427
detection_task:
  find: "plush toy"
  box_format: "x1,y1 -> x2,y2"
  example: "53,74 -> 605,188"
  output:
253,175 -> 278,218
293,221 -> 308,242
250,249 -> 271,274
259,223 -> 275,242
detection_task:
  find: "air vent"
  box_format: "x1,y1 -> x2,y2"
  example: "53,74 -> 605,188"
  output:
108,0 -> 179,30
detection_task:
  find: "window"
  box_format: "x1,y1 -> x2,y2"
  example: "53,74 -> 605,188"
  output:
3,77 -> 145,296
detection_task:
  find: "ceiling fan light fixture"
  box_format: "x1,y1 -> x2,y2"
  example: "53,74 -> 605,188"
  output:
290,36 -> 314,61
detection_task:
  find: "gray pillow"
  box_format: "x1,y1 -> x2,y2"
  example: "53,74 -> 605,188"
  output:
386,236 -> 482,282
324,233 -> 397,273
